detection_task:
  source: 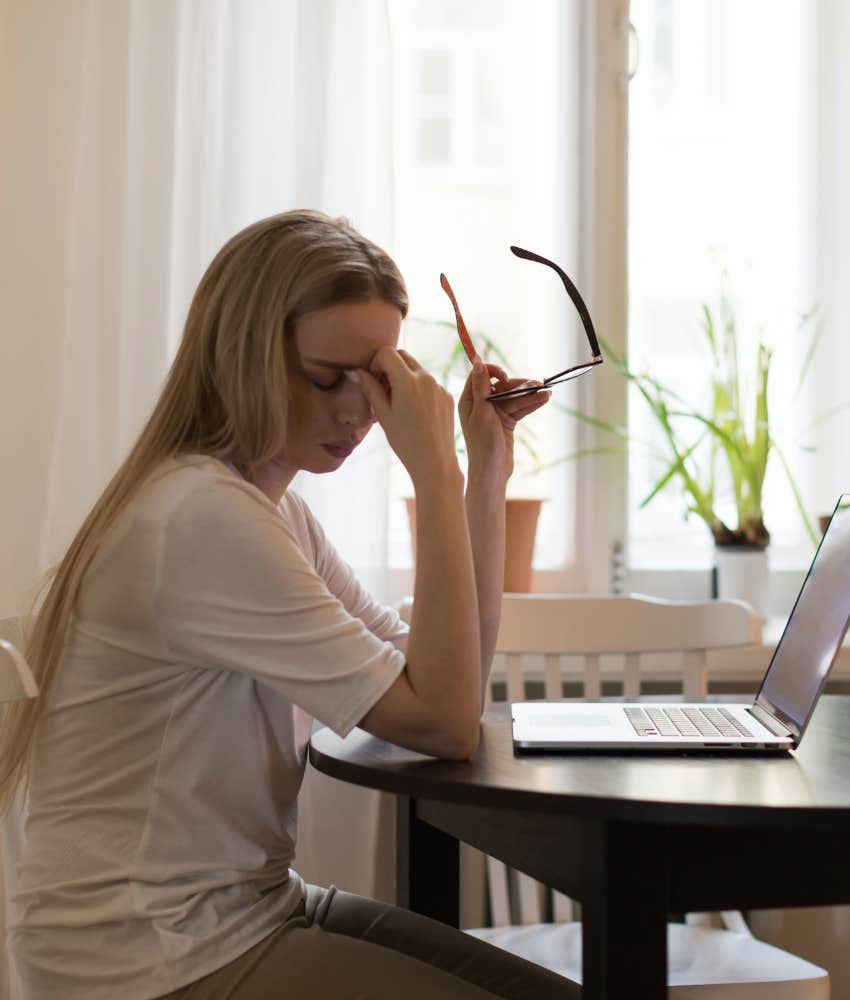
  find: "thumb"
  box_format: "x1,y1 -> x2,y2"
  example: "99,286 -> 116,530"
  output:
470,357 -> 493,403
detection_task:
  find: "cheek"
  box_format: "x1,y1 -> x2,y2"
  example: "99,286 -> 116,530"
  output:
284,382 -> 316,439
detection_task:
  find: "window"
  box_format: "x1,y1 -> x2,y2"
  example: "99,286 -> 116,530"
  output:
381,0 -> 850,608
627,0 -> 814,578
387,0 -> 584,585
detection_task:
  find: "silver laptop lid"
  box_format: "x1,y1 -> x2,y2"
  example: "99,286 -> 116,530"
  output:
756,494 -> 850,741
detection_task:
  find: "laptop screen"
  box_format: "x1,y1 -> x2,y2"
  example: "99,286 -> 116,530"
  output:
757,494 -> 850,736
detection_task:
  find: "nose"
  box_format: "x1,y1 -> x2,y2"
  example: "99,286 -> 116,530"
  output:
335,377 -> 374,428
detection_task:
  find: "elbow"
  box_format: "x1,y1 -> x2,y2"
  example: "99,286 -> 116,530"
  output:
440,719 -> 480,761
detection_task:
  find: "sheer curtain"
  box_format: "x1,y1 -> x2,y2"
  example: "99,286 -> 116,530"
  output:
0,5 -> 397,986
0,0 -> 396,612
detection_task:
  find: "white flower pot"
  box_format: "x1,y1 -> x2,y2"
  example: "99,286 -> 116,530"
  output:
714,545 -> 769,620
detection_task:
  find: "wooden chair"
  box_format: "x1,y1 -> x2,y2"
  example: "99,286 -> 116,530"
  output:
397,593 -> 829,998
0,619 -> 39,1000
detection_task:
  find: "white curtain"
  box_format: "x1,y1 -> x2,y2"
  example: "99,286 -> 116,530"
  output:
0,6 -> 398,992
0,0 -> 396,615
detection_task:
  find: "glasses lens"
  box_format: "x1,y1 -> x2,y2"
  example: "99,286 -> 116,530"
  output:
488,382 -> 547,401
544,362 -> 600,386
488,361 -> 601,401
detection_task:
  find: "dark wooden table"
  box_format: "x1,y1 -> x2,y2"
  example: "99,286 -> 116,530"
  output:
309,696 -> 850,998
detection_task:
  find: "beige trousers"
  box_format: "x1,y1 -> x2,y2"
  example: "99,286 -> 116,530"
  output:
159,884 -> 578,999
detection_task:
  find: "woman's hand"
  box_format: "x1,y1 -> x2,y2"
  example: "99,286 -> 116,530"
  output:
357,347 -> 462,487
458,360 -> 551,485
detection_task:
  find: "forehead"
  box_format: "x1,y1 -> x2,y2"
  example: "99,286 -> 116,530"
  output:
293,297 -> 402,368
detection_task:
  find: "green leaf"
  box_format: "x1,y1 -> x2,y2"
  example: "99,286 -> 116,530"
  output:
638,429 -> 711,509
529,445 -> 627,473
790,305 -> 822,404
770,439 -> 818,547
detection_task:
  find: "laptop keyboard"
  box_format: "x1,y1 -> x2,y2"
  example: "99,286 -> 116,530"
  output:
624,705 -> 754,739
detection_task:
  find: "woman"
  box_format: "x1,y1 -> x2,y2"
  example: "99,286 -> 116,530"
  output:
1,211 -> 574,998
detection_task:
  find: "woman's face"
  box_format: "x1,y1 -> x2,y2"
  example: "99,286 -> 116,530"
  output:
281,296 -> 403,475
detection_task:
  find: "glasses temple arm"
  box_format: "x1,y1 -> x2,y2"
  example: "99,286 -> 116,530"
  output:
510,245 -> 602,358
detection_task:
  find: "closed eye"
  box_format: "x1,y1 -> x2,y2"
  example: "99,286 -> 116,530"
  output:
311,374 -> 346,392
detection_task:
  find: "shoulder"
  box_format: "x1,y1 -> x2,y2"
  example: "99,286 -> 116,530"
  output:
277,489 -> 325,563
157,455 -> 276,508
278,488 -> 317,529
135,455 -> 286,541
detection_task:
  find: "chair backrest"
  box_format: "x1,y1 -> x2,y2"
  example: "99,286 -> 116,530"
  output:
396,593 -> 760,930
0,619 -> 37,1000
495,593 -> 759,703
0,616 -> 37,703
0,641 -> 38,704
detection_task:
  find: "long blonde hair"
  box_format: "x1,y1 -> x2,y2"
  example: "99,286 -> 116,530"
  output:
0,210 -> 407,810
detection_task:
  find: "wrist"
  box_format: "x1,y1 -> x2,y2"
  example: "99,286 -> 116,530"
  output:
466,459 -> 509,494
413,462 -> 466,502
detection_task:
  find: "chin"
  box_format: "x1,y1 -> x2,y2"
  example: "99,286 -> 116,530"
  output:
304,452 -> 347,474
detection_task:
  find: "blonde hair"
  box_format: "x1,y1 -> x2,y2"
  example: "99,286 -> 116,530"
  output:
0,210 -> 407,810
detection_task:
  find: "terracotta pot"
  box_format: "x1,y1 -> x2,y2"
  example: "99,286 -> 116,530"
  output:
404,497 -> 543,593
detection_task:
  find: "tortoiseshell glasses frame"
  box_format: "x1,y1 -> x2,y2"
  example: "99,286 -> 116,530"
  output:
440,245 -> 603,401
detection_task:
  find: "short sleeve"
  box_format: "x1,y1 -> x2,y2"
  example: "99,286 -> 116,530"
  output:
285,491 -> 409,653
156,477 -> 406,737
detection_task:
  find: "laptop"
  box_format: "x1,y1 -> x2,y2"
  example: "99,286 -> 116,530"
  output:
512,494 -> 850,753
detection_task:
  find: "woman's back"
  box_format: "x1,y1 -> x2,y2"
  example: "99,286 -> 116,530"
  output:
10,455 -> 406,999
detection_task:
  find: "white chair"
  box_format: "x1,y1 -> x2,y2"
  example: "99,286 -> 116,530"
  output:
0,621 -> 39,1000
397,594 -> 829,998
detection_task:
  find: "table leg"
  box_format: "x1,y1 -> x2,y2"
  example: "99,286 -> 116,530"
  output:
395,795 -> 460,927
581,820 -> 668,1000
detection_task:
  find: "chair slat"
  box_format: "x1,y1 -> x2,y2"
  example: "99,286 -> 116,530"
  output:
584,653 -> 601,699
682,650 -> 709,699
505,653 -> 525,703
623,651 -> 641,698
487,857 -> 512,927
552,890 -> 574,923
543,654 -> 562,700
516,871 -> 543,925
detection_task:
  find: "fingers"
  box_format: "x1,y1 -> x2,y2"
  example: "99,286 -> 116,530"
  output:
492,377 -> 539,393
368,345 -> 424,377
396,348 -> 424,372
356,368 -> 391,422
362,345 -> 425,406
497,390 -> 551,421
367,344 -> 409,379
470,357 -> 495,402
359,347 -> 436,424
458,356 -> 493,407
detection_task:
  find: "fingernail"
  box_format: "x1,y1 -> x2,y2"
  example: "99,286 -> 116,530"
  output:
472,358 -> 485,374
345,370 -> 362,384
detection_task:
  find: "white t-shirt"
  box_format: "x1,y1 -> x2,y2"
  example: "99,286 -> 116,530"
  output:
9,456 -> 408,999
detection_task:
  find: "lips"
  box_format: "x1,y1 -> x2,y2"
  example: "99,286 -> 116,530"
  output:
321,441 -> 356,459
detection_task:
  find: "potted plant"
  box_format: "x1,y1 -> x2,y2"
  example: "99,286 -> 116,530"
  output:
403,318 -> 547,592
564,289 -> 825,616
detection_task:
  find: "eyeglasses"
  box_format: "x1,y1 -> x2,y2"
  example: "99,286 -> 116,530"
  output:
440,245 -> 603,401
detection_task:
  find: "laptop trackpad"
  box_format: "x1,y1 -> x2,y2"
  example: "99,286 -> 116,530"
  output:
535,710 -> 612,728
